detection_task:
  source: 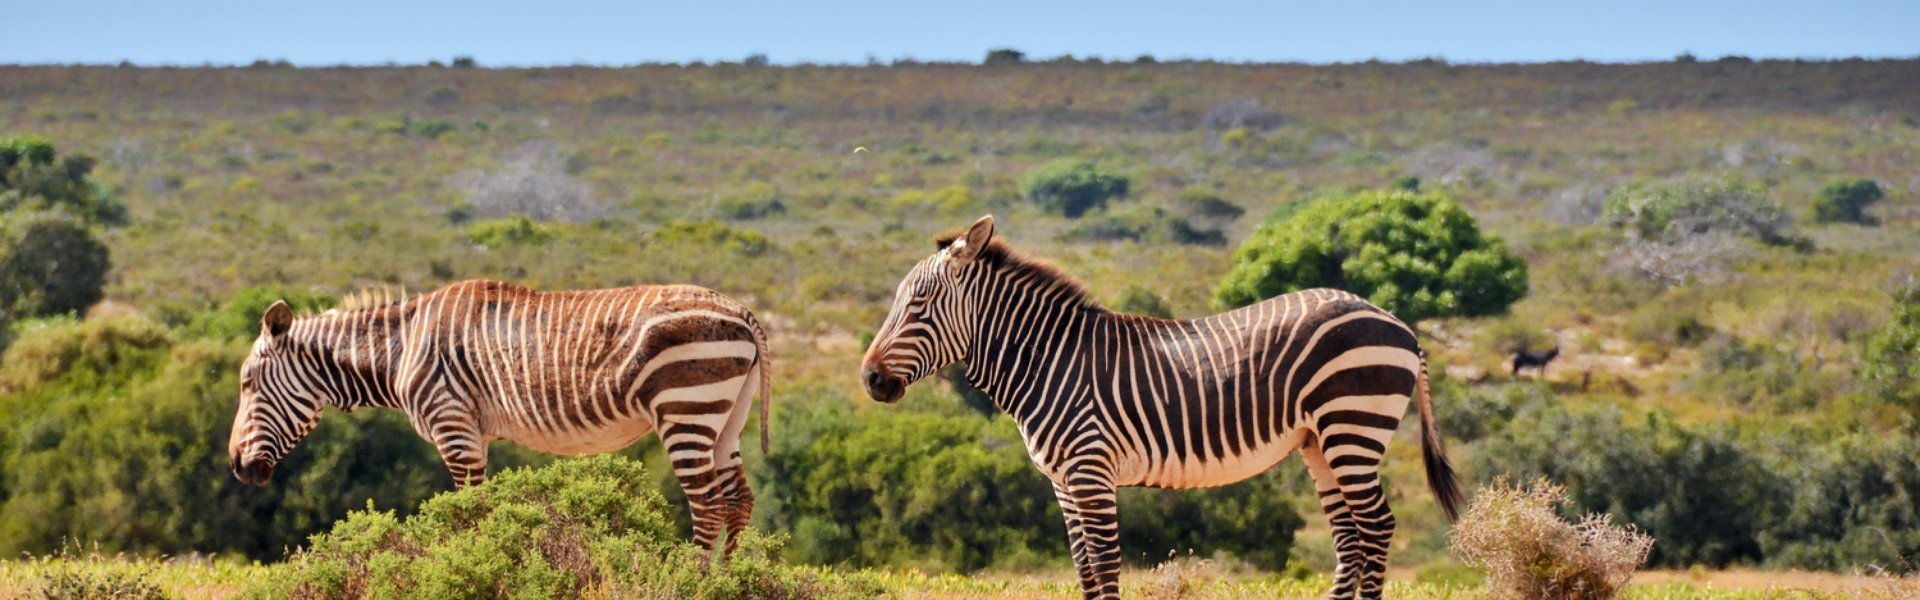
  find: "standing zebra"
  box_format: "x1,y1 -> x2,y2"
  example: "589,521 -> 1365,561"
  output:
861,216 -> 1463,600
227,280 -> 771,554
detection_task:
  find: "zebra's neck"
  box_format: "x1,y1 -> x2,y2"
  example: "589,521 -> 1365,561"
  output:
286,304 -> 408,411
962,266 -> 1104,423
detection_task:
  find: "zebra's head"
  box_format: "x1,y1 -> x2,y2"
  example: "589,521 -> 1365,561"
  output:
862,215 -> 996,403
228,300 -> 322,486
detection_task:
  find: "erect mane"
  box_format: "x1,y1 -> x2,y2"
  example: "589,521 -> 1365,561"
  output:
933,230 -> 1101,310
327,286 -> 412,314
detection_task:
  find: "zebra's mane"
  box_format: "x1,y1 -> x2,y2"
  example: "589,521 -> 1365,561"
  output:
327,286 -> 411,314
934,231 -> 1101,310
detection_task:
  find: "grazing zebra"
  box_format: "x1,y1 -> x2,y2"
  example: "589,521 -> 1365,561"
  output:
860,216 -> 1462,600
227,280 -> 771,554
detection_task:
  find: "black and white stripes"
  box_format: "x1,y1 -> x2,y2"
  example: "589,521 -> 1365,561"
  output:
862,216 -> 1462,600
227,280 -> 771,555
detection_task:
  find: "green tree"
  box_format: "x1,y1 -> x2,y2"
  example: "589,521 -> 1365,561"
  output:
1213,190 -> 1528,322
1862,282 -> 1920,413
1111,285 -> 1173,319
983,48 -> 1025,66
0,212 -> 111,318
0,135 -> 130,227
1020,159 -> 1130,218
1810,177 -> 1884,225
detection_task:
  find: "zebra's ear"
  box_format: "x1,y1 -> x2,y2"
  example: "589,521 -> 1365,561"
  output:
262,300 -> 293,338
948,215 -> 995,267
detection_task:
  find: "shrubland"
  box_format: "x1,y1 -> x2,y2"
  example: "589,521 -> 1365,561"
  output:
0,57 -> 1916,593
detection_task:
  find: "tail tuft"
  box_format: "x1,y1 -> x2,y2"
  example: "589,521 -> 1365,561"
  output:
1417,352 -> 1464,522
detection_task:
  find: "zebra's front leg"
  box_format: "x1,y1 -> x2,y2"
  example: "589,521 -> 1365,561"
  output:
1055,467 -> 1121,600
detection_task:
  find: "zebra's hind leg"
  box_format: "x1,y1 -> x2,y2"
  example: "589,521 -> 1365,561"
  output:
1301,443 -> 1364,600
662,420 -> 727,556
716,461 -> 754,557
1312,437 -> 1396,600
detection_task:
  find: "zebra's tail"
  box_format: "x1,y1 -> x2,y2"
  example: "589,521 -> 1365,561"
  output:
1417,351 -> 1464,522
748,313 -> 773,453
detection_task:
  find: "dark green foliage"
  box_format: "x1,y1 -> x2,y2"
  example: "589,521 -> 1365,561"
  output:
0,315 -> 451,560
1392,174 -> 1421,191
1170,189 -> 1245,222
1019,159 -> 1130,218
466,215 -> 558,247
1111,284 -> 1173,319
1057,206 -> 1222,246
1862,282 -> 1920,414
410,119 -> 457,139
32,566 -> 168,600
716,183 -> 787,220
1469,400 -> 1787,568
0,212 -> 111,318
0,135 -> 129,227
1213,190 -> 1528,322
938,364 -> 996,417
1603,176 -> 1801,247
1811,177 -> 1884,225
1116,470 -> 1308,571
983,49 -> 1025,66
451,56 -> 477,69
762,403 -> 1061,572
257,455 -> 867,599
1759,428 -> 1920,572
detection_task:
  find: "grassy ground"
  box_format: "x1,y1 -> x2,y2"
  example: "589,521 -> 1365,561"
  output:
1,558 -> 1912,600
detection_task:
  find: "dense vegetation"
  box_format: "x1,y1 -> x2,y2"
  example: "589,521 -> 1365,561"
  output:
0,57 -> 1916,584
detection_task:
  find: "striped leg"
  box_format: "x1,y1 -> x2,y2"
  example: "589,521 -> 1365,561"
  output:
715,462 -> 754,556
1051,480 -> 1092,584
418,389 -> 489,488
663,418 -> 727,554
1057,465 -> 1121,600
1315,437 -> 1396,599
1302,443 -> 1363,599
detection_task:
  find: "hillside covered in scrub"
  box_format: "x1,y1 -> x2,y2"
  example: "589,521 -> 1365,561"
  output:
0,57 -> 1917,583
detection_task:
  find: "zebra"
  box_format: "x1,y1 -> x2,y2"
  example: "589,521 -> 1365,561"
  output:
227,279 -> 771,554
860,216 -> 1463,600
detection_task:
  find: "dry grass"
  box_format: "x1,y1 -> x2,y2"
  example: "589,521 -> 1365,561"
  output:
1451,478 -> 1656,600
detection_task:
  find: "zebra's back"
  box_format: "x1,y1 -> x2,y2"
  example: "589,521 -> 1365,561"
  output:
407,280 -> 764,455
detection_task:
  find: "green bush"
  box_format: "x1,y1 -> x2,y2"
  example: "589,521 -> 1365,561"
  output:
177,285 -> 337,341
716,182 -> 787,220
983,48 -> 1025,66
1468,403 -> 1786,568
0,314 -> 452,559
467,215 -> 558,247
1169,189 -> 1244,222
1117,471 -> 1308,571
1602,176 -> 1800,247
652,220 -> 771,256
1759,428 -> 1920,572
0,212 -> 110,318
1213,189 -> 1528,321
1058,206 -> 1223,246
1810,177 -> 1884,225
255,455 -> 869,599
0,135 -> 129,227
1019,159 -> 1130,218
1861,282 -> 1920,414
1111,284 -> 1173,319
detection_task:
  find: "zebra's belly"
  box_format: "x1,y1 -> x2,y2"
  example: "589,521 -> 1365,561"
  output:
1128,426 -> 1309,489
502,412 -> 656,456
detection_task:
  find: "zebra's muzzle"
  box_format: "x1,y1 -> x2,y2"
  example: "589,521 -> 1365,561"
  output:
861,365 -> 905,404
231,456 -> 275,486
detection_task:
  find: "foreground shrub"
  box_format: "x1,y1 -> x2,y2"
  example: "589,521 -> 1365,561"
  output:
1862,281 -> 1920,415
1451,478 -> 1654,600
1213,189 -> 1528,321
1019,159 -> 1130,218
256,455 -> 871,599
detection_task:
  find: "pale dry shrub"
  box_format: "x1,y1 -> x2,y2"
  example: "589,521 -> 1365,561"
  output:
1148,552 -> 1216,600
452,141 -> 605,223
1451,478 -> 1654,600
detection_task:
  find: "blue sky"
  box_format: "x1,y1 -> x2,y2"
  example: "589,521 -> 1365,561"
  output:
3,1 -> 1916,66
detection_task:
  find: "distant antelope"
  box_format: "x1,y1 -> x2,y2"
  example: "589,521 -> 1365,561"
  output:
226,280 -> 771,554
1511,345 -> 1560,378
860,216 -> 1461,600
